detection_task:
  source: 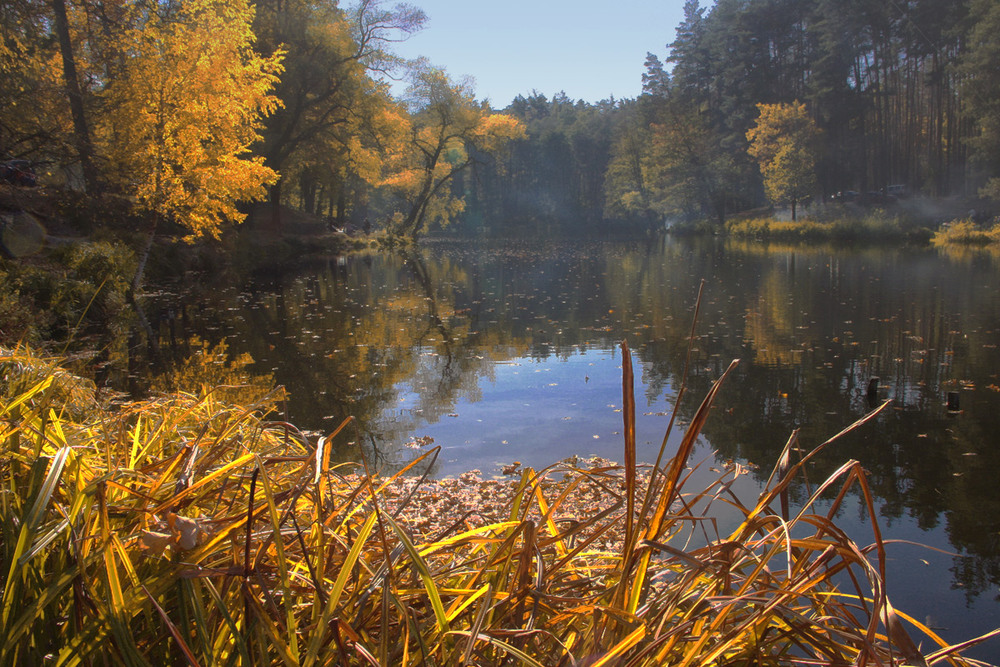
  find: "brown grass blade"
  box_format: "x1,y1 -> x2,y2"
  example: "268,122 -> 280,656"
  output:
621,340 -> 637,557
646,358 -> 740,543
140,583 -> 203,667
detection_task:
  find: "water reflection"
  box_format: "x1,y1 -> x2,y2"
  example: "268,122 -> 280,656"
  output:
161,238 -> 1000,657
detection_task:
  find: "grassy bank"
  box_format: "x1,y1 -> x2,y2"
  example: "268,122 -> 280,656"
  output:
2,345 -> 997,665
931,219 -> 1000,247
725,212 -> 933,244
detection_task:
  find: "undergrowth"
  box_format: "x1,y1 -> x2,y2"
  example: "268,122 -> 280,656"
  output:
1,341 -> 998,665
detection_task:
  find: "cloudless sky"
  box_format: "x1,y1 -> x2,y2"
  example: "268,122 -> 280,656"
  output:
387,0 -> 687,108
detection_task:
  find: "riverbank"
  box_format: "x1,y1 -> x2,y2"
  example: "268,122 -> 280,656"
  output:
2,346 -> 997,665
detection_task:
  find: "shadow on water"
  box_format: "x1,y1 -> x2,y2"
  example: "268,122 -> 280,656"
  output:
129,236 -> 1000,661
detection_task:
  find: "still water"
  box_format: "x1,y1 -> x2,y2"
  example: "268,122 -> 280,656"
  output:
174,237 -> 1000,660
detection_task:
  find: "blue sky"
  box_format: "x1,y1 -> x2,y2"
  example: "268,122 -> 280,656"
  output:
387,0 -> 688,107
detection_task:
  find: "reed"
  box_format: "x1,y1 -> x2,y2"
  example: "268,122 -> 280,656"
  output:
931,219 -> 1000,246
1,343 -> 997,666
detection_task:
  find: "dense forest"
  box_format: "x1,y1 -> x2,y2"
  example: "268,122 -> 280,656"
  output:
2,0 -> 1000,240
467,0 -> 1000,235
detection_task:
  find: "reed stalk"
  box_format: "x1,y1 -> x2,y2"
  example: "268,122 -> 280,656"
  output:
1,345 -> 997,665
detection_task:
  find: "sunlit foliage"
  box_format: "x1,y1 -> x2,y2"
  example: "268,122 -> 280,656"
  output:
99,0 -> 282,239
253,0 -> 424,223
382,63 -> 524,239
747,101 -> 821,221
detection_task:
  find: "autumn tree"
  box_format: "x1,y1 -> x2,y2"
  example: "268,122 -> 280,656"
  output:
252,0 -> 424,225
646,95 -> 738,226
746,101 -> 820,221
382,63 -> 524,240
604,99 -> 656,228
0,0 -> 77,168
97,0 -> 282,290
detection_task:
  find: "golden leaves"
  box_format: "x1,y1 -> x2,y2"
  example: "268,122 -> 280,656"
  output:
98,0 -> 282,237
745,101 -> 820,208
471,113 -> 526,151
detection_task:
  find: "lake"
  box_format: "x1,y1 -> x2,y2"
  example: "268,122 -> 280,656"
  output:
166,236 -> 1000,660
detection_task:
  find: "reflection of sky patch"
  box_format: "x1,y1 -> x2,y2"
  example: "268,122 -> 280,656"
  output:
389,347 -> 681,477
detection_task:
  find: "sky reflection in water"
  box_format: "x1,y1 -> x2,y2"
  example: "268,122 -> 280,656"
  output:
181,238 -> 1000,660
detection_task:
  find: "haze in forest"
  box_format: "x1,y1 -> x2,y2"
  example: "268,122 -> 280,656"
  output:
3,0 -> 998,242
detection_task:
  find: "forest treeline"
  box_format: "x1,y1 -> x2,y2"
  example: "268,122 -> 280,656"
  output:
2,0 -> 1000,240
465,0 -> 1000,235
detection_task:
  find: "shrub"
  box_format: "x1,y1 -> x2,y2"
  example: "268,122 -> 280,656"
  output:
0,241 -> 135,347
932,219 -> 1000,246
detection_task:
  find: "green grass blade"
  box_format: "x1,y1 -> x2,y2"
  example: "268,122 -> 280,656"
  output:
2,447 -> 70,628
303,510 -> 378,665
384,513 -> 451,639
253,454 -> 299,660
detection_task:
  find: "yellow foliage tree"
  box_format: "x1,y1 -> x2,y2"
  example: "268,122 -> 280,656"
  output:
382,63 -> 524,239
100,0 -> 282,251
0,1 -> 75,165
252,0 -> 424,225
746,101 -> 820,221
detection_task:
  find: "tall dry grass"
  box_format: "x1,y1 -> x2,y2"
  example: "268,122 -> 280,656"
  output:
1,342 -> 997,666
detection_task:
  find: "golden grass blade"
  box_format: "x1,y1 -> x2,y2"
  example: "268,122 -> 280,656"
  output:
740,402 -> 892,542
625,359 -> 739,615
533,482 -> 574,559
17,515 -> 70,566
648,358 -> 740,542
883,597 -> 929,667
446,583 -> 491,624
419,521 -> 521,558
315,416 -> 353,485
148,451 -> 256,515
461,584 -> 496,664
128,413 -> 142,469
448,630 -> 549,667
0,376 -> 53,418
926,627 -> 1000,664
384,512 -> 452,637
590,624 -> 646,667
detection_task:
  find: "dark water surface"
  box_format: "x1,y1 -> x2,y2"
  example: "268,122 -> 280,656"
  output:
179,237 -> 1000,660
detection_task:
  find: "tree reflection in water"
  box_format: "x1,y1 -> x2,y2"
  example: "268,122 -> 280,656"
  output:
148,238 -> 1000,656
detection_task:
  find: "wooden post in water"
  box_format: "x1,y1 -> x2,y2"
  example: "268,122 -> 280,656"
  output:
866,377 -> 880,408
947,391 -> 960,412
